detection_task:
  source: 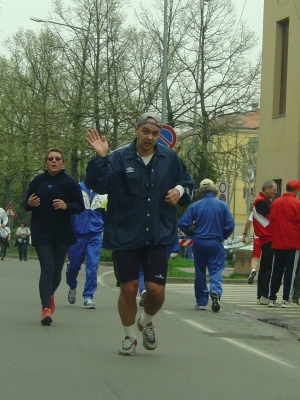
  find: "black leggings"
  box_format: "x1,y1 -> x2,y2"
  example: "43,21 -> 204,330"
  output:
35,243 -> 70,308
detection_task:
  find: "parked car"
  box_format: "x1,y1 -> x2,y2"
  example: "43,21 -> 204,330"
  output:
223,236 -> 252,261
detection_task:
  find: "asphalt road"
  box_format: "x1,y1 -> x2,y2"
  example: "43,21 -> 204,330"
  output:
1,258 -> 300,400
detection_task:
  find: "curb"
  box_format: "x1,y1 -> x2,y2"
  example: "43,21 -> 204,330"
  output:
166,277 -> 250,284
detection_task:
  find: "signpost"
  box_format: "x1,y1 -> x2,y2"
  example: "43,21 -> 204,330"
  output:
5,203 -> 17,218
217,181 -> 228,204
157,124 -> 177,148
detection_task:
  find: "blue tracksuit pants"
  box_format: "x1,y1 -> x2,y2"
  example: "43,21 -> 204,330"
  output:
193,239 -> 225,306
66,234 -> 102,299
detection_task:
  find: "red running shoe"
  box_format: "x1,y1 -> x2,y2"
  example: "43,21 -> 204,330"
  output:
50,295 -> 56,314
41,308 -> 52,325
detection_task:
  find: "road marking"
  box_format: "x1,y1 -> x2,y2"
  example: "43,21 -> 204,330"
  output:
182,319 -> 295,368
98,270 -> 114,287
221,338 -> 295,368
183,319 -> 214,333
162,310 -> 176,315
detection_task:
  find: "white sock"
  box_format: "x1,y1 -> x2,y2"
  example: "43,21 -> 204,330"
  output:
140,310 -> 153,327
123,324 -> 136,338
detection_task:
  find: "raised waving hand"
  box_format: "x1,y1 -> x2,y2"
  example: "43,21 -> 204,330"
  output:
86,129 -> 109,157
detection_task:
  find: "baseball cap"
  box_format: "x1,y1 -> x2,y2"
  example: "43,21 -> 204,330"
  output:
137,112 -> 162,128
286,180 -> 300,191
199,178 -> 215,190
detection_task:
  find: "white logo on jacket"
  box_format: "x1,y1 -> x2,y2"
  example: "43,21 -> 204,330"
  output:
126,167 -> 134,173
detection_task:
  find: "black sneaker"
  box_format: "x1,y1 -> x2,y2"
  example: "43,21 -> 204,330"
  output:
248,269 -> 256,284
210,291 -> 220,312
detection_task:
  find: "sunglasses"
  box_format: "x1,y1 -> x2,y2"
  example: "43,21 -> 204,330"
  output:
47,157 -> 62,162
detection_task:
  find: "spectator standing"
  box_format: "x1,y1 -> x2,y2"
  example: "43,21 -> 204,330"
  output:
0,223 -> 11,260
268,180 -> 300,307
24,148 -> 84,325
178,179 -> 234,312
86,112 -> 194,356
16,220 -> 31,261
66,181 -> 107,309
252,180 -> 277,305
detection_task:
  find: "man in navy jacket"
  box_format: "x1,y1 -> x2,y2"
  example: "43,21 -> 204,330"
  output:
86,112 -> 194,356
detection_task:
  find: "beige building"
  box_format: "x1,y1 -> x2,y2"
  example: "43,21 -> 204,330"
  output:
257,0 -> 300,194
176,109 -> 259,233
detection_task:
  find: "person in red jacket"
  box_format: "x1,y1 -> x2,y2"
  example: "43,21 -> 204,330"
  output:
252,180 -> 277,304
268,180 -> 300,307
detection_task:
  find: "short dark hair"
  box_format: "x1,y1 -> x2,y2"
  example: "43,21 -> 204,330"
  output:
20,220 -> 27,226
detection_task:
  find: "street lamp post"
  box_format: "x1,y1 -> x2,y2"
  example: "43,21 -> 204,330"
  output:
191,0 -> 211,179
30,16 -> 88,32
161,0 -> 168,124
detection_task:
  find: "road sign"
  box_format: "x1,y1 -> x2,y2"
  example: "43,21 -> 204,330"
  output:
157,124 -> 177,148
217,181 -> 228,204
5,203 -> 17,218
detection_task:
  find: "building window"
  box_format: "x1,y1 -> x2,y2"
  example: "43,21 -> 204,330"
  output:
273,179 -> 282,198
273,19 -> 289,117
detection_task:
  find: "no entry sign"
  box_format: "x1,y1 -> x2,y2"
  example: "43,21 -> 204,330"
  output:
157,124 -> 177,148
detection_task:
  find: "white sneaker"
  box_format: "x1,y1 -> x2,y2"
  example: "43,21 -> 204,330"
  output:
119,336 -> 137,356
248,269 -> 256,284
268,300 -> 279,307
259,296 -> 269,305
139,290 -> 146,307
137,317 -> 158,350
280,300 -> 293,308
83,298 -> 96,309
195,305 -> 206,310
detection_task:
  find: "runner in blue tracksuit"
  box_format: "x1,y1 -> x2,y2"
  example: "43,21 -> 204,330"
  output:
66,181 -> 107,309
179,179 -> 234,312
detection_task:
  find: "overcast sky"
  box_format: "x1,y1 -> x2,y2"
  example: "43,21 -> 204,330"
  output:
0,0 -> 264,53
0,0 -> 264,55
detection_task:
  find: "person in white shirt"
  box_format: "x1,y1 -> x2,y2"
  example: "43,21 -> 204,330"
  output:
16,220 -> 31,261
242,211 -> 262,284
0,208 -> 8,228
0,223 -> 11,260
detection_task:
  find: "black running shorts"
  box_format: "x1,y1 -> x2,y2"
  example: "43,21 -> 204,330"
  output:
113,246 -> 168,285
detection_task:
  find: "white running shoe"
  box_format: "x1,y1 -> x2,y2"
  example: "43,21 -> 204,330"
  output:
83,298 -> 96,309
280,300 -> 293,308
139,290 -> 146,307
268,300 -> 279,307
248,269 -> 256,284
137,317 -> 158,350
119,336 -> 137,356
259,296 -> 269,305
195,305 -> 206,310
